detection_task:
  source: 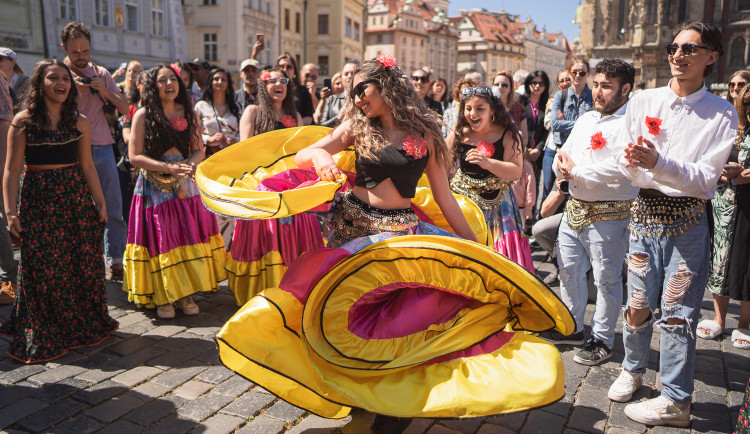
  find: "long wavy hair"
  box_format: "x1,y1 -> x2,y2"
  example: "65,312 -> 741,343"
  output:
140,64 -> 197,158
253,68 -> 297,135
339,58 -> 448,165
453,89 -> 521,164
735,85 -> 750,147
200,68 -> 240,119
728,69 -> 750,105
20,59 -> 79,143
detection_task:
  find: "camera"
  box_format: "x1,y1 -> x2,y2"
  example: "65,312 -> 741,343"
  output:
559,180 -> 570,195
79,77 -> 99,94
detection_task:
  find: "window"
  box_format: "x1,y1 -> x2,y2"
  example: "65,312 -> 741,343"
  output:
731,37 -> 746,66
740,0 -> 750,10
125,0 -> 138,32
345,17 -> 352,38
318,55 -> 329,76
152,0 -> 164,36
646,0 -> 657,24
318,14 -> 329,34
284,8 -> 290,30
204,33 -> 218,61
203,0 -> 217,5
678,0 -> 688,21
376,34 -> 383,43
95,0 -> 110,26
60,0 -> 78,20
295,54 -> 301,67
617,0 -> 627,33
354,22 -> 360,41
246,0 -> 252,8
295,12 -> 301,33
266,0 -> 270,14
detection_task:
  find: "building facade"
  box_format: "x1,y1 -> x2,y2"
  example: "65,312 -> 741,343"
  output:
521,21 -> 570,83
0,0 -> 46,74
305,0 -> 366,78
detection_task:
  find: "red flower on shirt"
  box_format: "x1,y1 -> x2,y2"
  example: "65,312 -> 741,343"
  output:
477,141 -> 495,157
403,135 -> 428,159
170,116 -> 188,132
376,53 -> 397,68
280,114 -> 297,128
261,71 -> 271,82
588,131 -> 607,150
645,116 -> 662,136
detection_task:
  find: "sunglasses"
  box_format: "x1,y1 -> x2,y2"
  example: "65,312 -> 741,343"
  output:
571,70 -> 587,77
305,73 -> 318,80
411,76 -> 430,84
278,64 -> 295,71
266,77 -> 289,85
664,43 -> 710,56
353,79 -> 377,99
729,81 -> 747,90
493,83 -> 510,89
461,86 -> 492,97
558,77 -> 572,83
530,80 -> 546,87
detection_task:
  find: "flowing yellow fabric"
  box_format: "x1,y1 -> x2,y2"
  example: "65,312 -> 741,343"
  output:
217,236 -> 575,418
224,250 -> 287,306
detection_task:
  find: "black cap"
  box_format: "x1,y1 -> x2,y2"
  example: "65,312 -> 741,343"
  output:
189,58 -> 211,69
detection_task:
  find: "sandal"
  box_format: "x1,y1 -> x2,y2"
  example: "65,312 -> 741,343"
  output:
732,328 -> 750,349
697,319 -> 723,340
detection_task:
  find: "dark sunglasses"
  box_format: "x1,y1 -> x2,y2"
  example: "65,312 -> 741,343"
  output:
664,43 -> 710,56
411,75 -> 430,84
266,77 -> 289,85
305,73 -> 318,80
530,80 -> 546,87
461,86 -> 491,97
493,83 -> 510,89
353,79 -> 377,99
558,77 -> 572,83
729,81 -> 747,90
571,70 -> 587,77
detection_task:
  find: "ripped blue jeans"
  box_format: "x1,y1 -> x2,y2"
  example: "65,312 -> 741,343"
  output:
622,213 -> 709,404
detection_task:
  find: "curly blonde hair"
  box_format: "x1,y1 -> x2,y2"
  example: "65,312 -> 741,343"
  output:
339,58 -> 448,165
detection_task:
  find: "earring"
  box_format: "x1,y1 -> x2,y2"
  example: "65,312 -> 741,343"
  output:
491,114 -> 496,122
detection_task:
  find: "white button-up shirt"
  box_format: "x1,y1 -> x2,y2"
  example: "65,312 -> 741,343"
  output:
554,102 -> 639,202
615,81 -> 738,200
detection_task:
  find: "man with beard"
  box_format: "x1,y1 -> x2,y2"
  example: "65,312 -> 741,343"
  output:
540,59 -> 639,368
236,58 -> 261,110
60,22 -> 129,280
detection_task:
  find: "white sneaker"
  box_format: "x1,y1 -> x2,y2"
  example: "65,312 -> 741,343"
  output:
608,369 -> 643,402
157,304 -> 175,319
175,296 -> 200,316
624,395 -> 690,427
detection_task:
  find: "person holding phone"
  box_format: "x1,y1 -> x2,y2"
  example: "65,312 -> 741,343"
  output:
317,61 -> 358,127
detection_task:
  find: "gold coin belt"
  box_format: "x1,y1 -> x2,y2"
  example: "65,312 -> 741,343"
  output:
565,197 -> 633,231
140,168 -> 184,193
629,193 -> 705,238
450,168 -> 511,210
329,192 -> 419,247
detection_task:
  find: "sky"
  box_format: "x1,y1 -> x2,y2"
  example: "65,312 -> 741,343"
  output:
447,0 -> 583,42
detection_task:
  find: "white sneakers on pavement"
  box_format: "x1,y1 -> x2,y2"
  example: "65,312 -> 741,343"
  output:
608,369 -> 642,402
623,395 -> 690,427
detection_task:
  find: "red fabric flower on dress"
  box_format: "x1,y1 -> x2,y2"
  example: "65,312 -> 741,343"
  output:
261,71 -> 272,82
170,116 -> 188,132
402,135 -> 428,159
645,116 -> 662,136
280,114 -> 297,128
476,141 -> 495,158
588,131 -> 607,150
376,53 -> 397,68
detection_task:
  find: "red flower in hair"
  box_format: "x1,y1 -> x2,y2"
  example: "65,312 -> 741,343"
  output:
280,115 -> 297,128
588,131 -> 607,150
376,53 -> 397,68
170,116 -> 188,132
645,116 -> 662,136
261,71 -> 272,82
476,141 -> 495,158
403,135 -> 428,159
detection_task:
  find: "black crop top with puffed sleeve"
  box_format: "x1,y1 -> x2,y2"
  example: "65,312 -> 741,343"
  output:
354,139 -> 429,199
23,127 -> 82,165
456,129 -> 508,179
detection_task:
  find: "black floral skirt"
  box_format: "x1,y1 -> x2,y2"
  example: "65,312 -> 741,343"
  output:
0,164 -> 118,363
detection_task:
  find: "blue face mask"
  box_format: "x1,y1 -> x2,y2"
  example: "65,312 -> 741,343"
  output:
491,86 -> 502,100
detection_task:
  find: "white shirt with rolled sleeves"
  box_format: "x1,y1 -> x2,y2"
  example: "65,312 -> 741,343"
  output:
615,81 -> 738,200
553,101 -> 639,202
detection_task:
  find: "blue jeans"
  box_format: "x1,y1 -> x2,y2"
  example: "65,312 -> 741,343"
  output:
622,214 -> 709,404
91,145 -> 127,265
557,214 -> 629,348
541,147 -> 557,203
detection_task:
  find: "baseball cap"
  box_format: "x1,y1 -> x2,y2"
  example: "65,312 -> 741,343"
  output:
0,48 -> 23,75
240,59 -> 261,72
189,58 -> 211,69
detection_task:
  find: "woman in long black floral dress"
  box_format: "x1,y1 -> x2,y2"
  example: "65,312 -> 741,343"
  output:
0,59 -> 118,363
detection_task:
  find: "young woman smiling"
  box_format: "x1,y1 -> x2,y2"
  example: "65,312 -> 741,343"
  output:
194,68 -> 241,156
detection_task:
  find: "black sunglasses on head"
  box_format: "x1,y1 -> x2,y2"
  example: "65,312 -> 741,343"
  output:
461,86 -> 492,98
411,75 -> 430,84
664,43 -> 710,56
353,79 -> 377,99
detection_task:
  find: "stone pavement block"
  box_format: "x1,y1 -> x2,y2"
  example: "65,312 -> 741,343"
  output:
152,364 -> 209,388
567,405 -> 607,433
175,392 -> 235,422
86,393 -> 146,423
143,325 -> 188,340
543,400 -> 572,417
692,390 -> 732,433
0,396 -> 48,428
119,319 -> 162,335
74,367 -> 124,384
439,418 -> 483,433
111,365 -> 163,387
153,331 -> 195,351
694,354 -> 723,374
263,400 -> 306,422
47,415 -> 103,434
16,398 -> 86,432
0,382 -> 36,408
113,311 -> 151,329
123,394 -> 187,426
236,414 -> 286,434
76,352 -> 118,369
72,379 -> 128,405
607,402 -> 648,433
426,424 -> 461,433
196,365 -> 234,384
174,379 -> 214,400
26,365 -> 86,386
191,413 -> 246,434
476,423 -> 515,434
728,370 -> 750,391
187,325 -> 221,337
729,390 -> 745,411
584,366 -> 620,390
143,412 -> 198,434
520,410 -> 565,434
29,377 -> 88,402
109,346 -> 168,370
109,336 -> 157,357
574,384 -> 612,413
605,428 -> 643,434
0,364 -> 45,386
147,344 -> 207,370
693,371 -> 728,396
562,352 -> 591,378
212,376 -> 254,397
220,390 -> 275,418
129,381 -> 171,400
193,348 -> 221,365
95,419 -> 144,434
484,411 -> 528,430
402,417 -> 433,434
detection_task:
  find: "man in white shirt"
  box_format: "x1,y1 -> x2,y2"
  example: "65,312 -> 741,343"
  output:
540,59 -> 639,368
607,22 -> 738,427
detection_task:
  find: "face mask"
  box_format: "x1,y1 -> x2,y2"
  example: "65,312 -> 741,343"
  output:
491,86 -> 502,100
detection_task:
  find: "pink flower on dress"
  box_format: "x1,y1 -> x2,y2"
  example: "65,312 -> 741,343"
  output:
645,116 -> 662,136
280,114 -> 297,128
476,141 -> 495,158
261,71 -> 272,82
588,131 -> 607,150
376,53 -> 397,68
403,135 -> 428,159
170,116 -> 188,132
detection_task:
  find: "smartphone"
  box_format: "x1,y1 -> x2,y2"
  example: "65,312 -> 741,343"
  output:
256,33 -> 264,44
119,62 -> 128,70
725,163 -> 738,170
323,78 -> 332,89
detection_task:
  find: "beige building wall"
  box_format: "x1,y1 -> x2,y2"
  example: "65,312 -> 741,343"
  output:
427,23 -> 458,85
306,0 -> 365,80
0,0 -> 45,74
279,0 -> 304,65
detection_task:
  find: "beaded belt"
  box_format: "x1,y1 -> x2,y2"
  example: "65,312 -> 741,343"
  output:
140,168 -> 185,193
629,189 -> 705,237
565,197 -> 633,231
450,168 -> 511,210
328,191 -> 419,248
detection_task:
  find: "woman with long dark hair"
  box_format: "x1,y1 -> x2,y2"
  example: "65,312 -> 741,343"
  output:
1,59 -> 118,363
520,71 -> 550,184
448,86 -> 534,271
227,68 -> 313,306
429,77 -> 450,112
194,68 -> 241,156
123,64 -> 226,319
276,53 -> 314,125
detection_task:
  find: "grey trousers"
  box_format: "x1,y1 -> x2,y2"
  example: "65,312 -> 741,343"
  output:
531,213 -> 562,258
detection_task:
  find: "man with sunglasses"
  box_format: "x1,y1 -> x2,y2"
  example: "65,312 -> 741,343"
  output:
607,22 -> 738,428
411,69 -> 443,115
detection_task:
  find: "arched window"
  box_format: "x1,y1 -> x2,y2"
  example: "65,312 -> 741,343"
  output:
731,37 -> 747,67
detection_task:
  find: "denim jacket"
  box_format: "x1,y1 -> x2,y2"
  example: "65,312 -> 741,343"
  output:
550,85 -> 593,146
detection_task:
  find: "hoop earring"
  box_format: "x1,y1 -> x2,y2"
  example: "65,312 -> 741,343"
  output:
491,114 -> 496,122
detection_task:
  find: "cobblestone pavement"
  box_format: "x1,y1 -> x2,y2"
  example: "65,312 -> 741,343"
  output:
0,243 -> 746,434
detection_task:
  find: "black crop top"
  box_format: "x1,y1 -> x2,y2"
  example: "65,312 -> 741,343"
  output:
354,140 -> 429,199
24,127 -> 81,165
457,129 -> 508,179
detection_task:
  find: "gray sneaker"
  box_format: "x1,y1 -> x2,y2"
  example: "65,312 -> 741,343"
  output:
574,338 -> 612,366
624,395 -> 690,427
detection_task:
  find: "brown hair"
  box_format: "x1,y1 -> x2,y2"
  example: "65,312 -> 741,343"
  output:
60,22 -> 91,46
728,70 -> 750,105
570,54 -> 590,72
450,78 -> 479,102
253,68 -> 298,135
493,71 -> 515,108
20,59 -> 79,143
735,85 -> 750,147
453,89 -> 521,165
